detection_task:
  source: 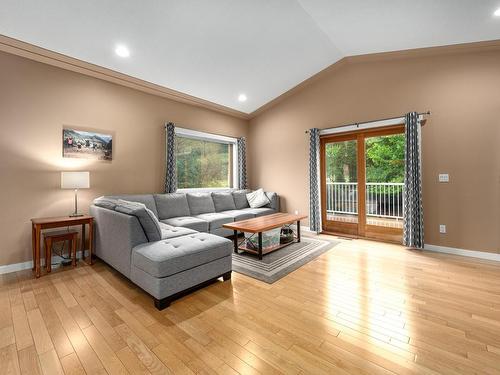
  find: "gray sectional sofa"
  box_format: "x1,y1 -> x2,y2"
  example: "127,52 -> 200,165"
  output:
89,190 -> 279,309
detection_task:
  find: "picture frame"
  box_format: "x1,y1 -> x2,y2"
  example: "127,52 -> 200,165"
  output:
62,127 -> 113,161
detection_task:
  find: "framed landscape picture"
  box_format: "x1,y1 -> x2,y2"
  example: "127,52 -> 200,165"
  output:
63,128 -> 113,160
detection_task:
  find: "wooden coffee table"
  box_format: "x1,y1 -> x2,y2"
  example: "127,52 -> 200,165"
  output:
223,213 -> 308,260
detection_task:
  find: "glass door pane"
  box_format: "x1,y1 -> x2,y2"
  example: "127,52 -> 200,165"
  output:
365,133 -> 404,229
325,139 -> 358,226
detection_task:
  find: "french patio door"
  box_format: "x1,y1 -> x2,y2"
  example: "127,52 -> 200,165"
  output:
320,126 -> 404,242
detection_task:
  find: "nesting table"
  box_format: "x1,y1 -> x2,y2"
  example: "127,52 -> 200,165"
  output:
31,215 -> 94,278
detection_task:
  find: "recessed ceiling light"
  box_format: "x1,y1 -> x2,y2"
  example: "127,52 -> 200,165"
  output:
238,94 -> 247,102
494,8 -> 500,16
115,44 -> 130,58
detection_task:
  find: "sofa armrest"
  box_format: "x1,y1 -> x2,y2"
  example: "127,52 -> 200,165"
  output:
265,192 -> 280,211
90,205 -> 148,278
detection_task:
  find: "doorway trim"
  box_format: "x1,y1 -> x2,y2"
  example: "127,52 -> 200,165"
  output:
320,124 -> 405,242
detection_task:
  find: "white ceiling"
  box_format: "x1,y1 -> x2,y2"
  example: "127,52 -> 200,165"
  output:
1,0 -> 500,114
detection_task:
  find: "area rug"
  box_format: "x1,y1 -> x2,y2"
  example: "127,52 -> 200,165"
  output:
232,237 -> 339,283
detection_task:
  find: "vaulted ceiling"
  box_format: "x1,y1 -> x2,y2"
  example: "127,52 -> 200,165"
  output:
1,1 -> 500,114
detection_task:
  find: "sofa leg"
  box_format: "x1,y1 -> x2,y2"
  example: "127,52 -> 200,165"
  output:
154,297 -> 171,310
154,271 -> 232,310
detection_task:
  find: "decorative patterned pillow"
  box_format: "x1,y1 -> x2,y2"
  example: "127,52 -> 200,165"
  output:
246,188 -> 271,208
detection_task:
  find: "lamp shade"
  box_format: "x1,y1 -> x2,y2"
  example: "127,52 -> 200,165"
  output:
61,171 -> 90,189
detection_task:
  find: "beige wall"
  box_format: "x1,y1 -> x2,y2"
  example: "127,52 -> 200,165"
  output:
0,51 -> 248,266
1,43 -> 499,267
249,47 -> 500,254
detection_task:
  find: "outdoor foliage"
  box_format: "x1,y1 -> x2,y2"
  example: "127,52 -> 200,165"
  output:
365,134 -> 405,183
326,140 -> 357,182
176,136 -> 231,188
326,134 -> 405,183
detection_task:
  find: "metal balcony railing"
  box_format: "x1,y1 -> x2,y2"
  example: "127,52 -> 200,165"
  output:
326,182 -> 404,219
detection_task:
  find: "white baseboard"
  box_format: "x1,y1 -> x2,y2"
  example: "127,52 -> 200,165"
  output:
0,260 -> 34,275
0,250 -> 89,276
423,244 -> 500,262
292,225 -> 500,262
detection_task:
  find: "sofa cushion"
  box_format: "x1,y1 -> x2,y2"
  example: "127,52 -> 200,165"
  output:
159,223 -> 197,239
232,190 -> 250,209
264,192 -> 279,211
154,193 -> 190,220
93,196 -> 119,210
195,213 -> 233,231
241,207 -> 276,217
246,188 -> 271,208
212,192 -> 236,212
210,227 -> 235,237
107,194 -> 159,218
132,232 -> 233,278
220,210 -> 255,221
115,200 -> 162,242
161,216 -> 209,232
186,193 -> 216,215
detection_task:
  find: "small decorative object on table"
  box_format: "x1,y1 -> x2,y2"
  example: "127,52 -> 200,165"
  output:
280,226 -> 294,244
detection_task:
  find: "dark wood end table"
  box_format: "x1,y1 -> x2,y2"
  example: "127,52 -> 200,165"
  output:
31,215 -> 94,278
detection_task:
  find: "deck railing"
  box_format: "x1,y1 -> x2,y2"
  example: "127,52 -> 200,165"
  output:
326,182 -> 404,219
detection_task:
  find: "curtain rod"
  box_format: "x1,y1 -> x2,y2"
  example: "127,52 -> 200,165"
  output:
304,111 -> 431,134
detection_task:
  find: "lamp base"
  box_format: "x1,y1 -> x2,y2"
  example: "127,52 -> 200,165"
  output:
69,213 -> 84,217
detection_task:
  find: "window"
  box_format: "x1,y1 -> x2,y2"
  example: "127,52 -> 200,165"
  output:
175,127 -> 238,190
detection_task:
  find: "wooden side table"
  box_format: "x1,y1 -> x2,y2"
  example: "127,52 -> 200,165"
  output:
44,230 -> 79,273
31,215 -> 94,278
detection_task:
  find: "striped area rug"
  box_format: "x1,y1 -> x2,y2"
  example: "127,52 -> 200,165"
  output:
232,237 -> 339,283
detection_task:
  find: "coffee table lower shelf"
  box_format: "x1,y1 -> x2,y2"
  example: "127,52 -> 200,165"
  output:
236,238 -> 296,257
231,228 -> 301,260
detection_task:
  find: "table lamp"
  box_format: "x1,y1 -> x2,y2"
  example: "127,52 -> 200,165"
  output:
61,171 -> 90,217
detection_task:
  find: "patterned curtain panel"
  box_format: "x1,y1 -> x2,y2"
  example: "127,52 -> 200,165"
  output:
165,122 -> 177,193
237,137 -> 247,189
309,128 -> 321,233
403,112 -> 424,248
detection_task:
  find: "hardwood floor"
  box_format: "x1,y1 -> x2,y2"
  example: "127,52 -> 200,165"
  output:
1,236 -> 500,374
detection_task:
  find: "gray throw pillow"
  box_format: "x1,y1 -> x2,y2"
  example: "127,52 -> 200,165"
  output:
232,189 -> 250,209
115,200 -> 162,242
212,192 -> 236,212
154,193 -> 190,219
186,193 -> 216,215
